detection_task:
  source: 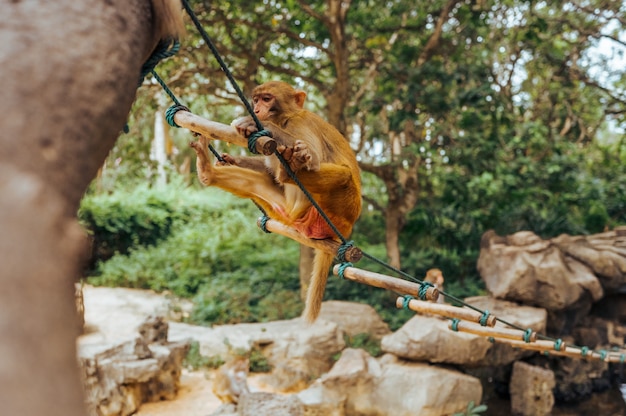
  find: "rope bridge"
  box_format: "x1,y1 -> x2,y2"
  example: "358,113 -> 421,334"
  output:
139,0 -> 626,366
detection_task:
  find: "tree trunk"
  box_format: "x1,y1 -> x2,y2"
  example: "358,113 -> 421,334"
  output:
385,207 -> 403,270
0,1 -> 179,415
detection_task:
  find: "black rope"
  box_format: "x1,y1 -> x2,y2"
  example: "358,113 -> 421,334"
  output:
180,0 -> 264,133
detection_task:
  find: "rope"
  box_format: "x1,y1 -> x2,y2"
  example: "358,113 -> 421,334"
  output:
479,310 -> 490,327
523,328 -> 533,343
337,262 -> 352,280
418,282 -> 433,300
258,215 -> 271,233
180,0 -> 265,137
337,241 -> 356,263
402,295 -> 414,310
140,38 -> 180,86
450,318 -> 460,332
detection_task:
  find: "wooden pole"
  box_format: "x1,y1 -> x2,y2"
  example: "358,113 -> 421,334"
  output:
395,297 -> 496,327
447,319 -> 532,339
486,337 -> 617,359
331,266 -> 439,301
258,218 -> 362,263
173,110 -> 277,155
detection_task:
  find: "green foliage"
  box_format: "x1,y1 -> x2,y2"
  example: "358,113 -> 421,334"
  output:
78,184 -> 180,264
453,401 -> 488,416
82,182 -> 302,324
183,341 -> 224,370
248,346 -> 272,373
344,333 -> 383,357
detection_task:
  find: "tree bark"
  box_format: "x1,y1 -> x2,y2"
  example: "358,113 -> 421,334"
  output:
0,1 -> 175,415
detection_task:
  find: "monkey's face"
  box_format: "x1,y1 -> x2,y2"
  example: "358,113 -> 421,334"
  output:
252,93 -> 279,121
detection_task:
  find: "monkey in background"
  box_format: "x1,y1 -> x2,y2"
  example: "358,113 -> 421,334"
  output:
212,355 -> 250,404
424,268 -> 446,304
190,81 -> 362,323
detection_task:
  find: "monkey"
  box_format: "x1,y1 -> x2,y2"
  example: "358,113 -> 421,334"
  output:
211,355 -> 250,404
424,268 -> 445,304
190,81 -> 362,323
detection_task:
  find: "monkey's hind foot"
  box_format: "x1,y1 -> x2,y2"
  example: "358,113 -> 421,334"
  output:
190,135 -> 214,186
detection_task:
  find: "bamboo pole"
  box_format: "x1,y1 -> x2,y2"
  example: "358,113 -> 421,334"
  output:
395,297 -> 496,327
331,266 -> 439,301
258,218 -> 362,263
173,110 -> 277,155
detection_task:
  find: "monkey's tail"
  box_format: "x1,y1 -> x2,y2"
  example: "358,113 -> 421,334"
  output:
303,250 -> 334,323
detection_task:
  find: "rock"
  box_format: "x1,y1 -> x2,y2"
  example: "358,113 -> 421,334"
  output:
138,315 -> 169,344
169,317 -> 345,392
299,349 -> 482,416
381,314 -> 493,365
78,317 -> 190,416
299,348 -> 377,415
237,392 -> 304,416
544,355 -> 610,402
553,232 -> 626,290
318,300 -> 391,340
509,361 -> 555,416
477,230 -> 604,310
592,293 -> 626,324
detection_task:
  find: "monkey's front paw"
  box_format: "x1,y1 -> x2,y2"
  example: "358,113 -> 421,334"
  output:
288,140 -> 314,171
232,116 -> 258,138
216,153 -> 237,166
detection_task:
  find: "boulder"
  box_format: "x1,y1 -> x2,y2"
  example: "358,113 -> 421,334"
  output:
509,361 -> 555,416
477,230 -> 604,310
78,332 -> 190,416
299,349 -> 483,416
318,300 -> 391,340
299,348 -> 377,416
381,314 -> 493,365
169,317 -> 345,392
553,229 -> 626,290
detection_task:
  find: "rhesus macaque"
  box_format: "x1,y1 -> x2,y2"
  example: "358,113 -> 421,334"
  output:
190,81 -> 362,322
424,268 -> 445,304
212,356 -> 250,404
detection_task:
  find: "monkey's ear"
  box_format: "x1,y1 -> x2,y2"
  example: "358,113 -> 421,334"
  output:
294,91 -> 307,108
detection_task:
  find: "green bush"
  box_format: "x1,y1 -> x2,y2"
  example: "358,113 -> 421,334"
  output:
82,183 -> 303,324
78,185 -> 180,264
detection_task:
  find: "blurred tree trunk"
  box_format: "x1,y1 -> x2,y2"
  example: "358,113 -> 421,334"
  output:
0,1 -> 177,415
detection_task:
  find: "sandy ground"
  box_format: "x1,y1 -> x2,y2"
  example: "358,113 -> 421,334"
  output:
136,370 -> 220,416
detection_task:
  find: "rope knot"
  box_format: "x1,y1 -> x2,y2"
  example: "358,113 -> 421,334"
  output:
337,241 -> 355,263
418,281 -> 433,300
258,215 -> 272,233
248,129 -> 273,154
165,105 -> 190,128
451,318 -> 460,332
479,310 -> 490,327
402,295 -> 414,310
523,328 -> 533,343
554,339 -> 563,351
337,262 -> 352,279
